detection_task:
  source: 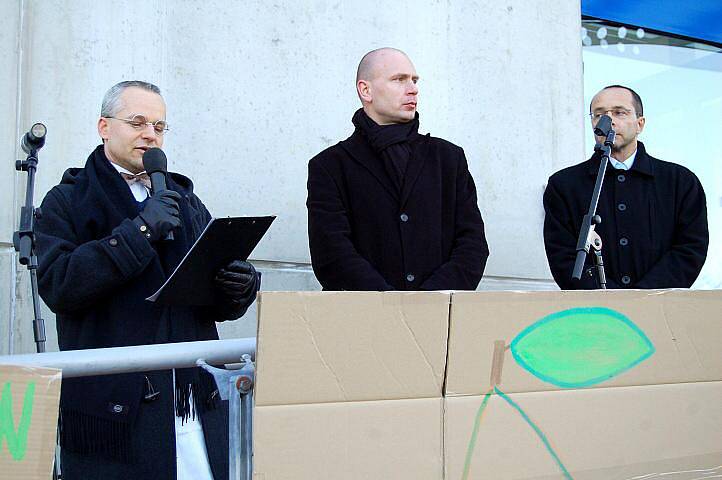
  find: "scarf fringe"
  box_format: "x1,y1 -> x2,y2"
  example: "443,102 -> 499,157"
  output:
60,409 -> 132,462
60,370 -> 220,460
174,371 -> 220,424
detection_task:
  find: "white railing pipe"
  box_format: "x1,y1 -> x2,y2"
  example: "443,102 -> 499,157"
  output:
0,337 -> 256,378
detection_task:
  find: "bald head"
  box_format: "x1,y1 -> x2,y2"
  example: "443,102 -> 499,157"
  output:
355,47 -> 419,125
356,47 -> 410,83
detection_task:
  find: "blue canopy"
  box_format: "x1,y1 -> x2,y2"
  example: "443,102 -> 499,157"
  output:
582,0 -> 722,46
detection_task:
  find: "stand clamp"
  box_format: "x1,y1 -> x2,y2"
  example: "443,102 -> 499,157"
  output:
197,354 -> 255,480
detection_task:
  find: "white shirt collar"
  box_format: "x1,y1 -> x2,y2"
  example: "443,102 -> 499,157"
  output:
108,161 -> 150,202
609,149 -> 636,171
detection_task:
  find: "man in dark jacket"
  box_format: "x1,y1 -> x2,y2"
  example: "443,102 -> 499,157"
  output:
543,85 -> 708,289
307,48 -> 489,291
35,81 -> 258,480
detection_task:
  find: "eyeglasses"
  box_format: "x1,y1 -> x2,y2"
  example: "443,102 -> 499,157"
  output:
589,108 -> 640,122
106,114 -> 169,135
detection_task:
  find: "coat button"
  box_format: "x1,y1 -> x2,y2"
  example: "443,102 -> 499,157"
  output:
621,275 -> 631,285
109,238 -> 118,247
617,174 -> 626,182
400,213 -> 409,222
619,237 -> 629,246
617,203 -> 627,211
406,274 -> 415,282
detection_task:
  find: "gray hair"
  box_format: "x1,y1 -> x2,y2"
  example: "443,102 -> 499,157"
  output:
100,80 -> 162,117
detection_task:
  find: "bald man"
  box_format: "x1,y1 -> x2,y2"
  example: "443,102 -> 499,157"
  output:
306,48 -> 489,291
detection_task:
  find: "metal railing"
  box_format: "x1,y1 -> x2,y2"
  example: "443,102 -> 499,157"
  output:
0,338 -> 257,480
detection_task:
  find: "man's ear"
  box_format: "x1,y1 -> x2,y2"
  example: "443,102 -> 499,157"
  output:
98,117 -> 110,141
636,115 -> 645,135
357,79 -> 372,103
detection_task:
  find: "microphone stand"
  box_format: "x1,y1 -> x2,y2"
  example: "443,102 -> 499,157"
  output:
12,144 -> 47,353
15,125 -> 61,479
571,118 -> 615,289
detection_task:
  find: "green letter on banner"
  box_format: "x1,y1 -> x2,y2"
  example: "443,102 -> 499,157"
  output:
0,382 -> 36,461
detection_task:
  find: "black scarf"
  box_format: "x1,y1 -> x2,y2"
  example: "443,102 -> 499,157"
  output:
352,108 -> 420,192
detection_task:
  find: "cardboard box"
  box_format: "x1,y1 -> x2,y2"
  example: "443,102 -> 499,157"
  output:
254,291 -> 451,478
254,397 -> 443,479
446,290 -> 722,396
445,382 -> 722,479
254,290 -> 722,479
0,365 -> 61,480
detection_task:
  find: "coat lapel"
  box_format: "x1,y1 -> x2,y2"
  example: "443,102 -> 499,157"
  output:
89,146 -> 144,227
400,134 -> 430,207
340,131 -> 400,202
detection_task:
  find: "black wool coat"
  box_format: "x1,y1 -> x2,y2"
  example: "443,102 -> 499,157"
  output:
543,141 -> 708,289
307,129 -> 489,291
35,145 -> 252,480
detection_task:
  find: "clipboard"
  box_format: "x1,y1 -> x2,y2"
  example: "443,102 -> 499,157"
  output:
147,215 -> 275,305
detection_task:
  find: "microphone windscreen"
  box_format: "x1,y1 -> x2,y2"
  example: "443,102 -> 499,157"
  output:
142,148 -> 167,174
593,115 -> 613,137
21,123 -> 47,154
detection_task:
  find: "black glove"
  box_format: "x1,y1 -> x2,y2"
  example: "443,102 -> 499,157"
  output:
215,260 -> 259,304
134,190 -> 182,242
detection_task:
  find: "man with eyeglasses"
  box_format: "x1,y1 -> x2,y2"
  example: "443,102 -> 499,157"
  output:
307,48 -> 489,291
543,84 -> 708,289
35,80 -> 258,480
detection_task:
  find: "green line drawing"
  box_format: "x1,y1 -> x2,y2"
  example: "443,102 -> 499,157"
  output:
462,307 -> 655,479
495,388 -> 572,480
0,381 -> 36,461
510,307 -> 655,388
461,387 -> 572,480
461,388 -> 493,480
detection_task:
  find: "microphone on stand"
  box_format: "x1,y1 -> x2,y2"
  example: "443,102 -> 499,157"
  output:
14,122 -> 49,352
572,114 -> 615,284
593,114 -> 616,147
21,123 -> 47,154
142,147 -> 174,241
593,114 -> 613,137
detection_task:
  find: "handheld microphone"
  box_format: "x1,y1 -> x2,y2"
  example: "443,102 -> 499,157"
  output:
21,123 -> 47,154
142,147 -> 174,241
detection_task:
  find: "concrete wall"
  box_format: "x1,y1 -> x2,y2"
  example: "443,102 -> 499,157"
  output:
1,0 -> 22,354
1,0 -> 583,354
